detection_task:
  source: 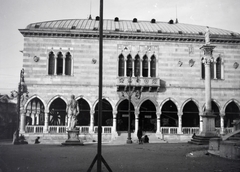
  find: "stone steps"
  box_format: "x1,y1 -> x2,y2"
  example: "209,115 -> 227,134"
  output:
189,135 -> 219,145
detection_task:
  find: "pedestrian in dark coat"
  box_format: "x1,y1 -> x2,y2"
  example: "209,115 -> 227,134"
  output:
137,128 -> 143,144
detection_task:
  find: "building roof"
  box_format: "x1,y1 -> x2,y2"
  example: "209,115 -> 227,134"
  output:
25,18 -> 239,36
20,18 -> 240,43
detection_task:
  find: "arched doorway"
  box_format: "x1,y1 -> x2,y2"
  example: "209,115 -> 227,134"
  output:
26,98 -> 44,125
225,101 -> 240,127
94,99 -> 113,126
49,98 -> 66,125
161,100 -> 178,127
117,100 -> 135,131
182,101 -> 199,127
77,98 -> 90,126
139,100 -> 156,132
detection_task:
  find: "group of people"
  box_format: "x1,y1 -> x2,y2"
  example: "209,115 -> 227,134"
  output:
137,128 -> 149,144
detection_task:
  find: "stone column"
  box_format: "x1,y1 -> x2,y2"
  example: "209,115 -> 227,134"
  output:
89,110 -> 95,133
112,111 -> 117,135
32,113 -> 36,125
177,112 -> 183,134
54,57 -> 57,75
133,110 -> 139,137
220,113 -> 225,135
131,58 -> 135,77
19,110 -> 26,133
36,112 -> 40,125
43,111 -> 49,133
62,57 -> 66,75
199,114 -> 203,133
140,59 -> 143,77
124,59 -> 127,77
200,44 -> 216,136
155,112 -> 162,138
148,59 -> 151,77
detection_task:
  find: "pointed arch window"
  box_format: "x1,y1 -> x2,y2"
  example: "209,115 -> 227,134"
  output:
126,55 -> 132,76
57,52 -> 63,75
142,55 -> 148,77
201,57 -> 205,79
48,52 -> 55,75
65,52 -> 72,76
150,55 -> 156,77
118,54 -> 124,76
210,61 -> 214,79
216,57 -> 221,79
134,55 -> 140,77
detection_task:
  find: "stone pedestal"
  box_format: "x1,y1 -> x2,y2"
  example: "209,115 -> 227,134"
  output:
200,112 -> 216,136
62,129 -> 83,146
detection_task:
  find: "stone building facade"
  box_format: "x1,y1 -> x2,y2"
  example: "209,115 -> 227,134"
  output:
18,17 -> 240,143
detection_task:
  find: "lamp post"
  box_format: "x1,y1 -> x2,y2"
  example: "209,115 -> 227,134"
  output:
11,68 -> 28,144
125,74 -> 140,144
126,75 -> 133,144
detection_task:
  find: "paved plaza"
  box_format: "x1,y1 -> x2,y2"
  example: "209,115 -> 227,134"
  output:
0,141 -> 239,172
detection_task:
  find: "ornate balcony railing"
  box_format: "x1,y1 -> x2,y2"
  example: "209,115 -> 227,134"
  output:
116,77 -> 161,92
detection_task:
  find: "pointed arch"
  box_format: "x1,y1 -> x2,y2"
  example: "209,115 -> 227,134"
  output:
65,52 -> 72,76
48,51 -> 55,75
150,55 -> 156,77
118,54 -> 124,76
182,99 -> 199,127
180,98 -> 200,114
116,99 -> 135,131
24,95 -> 45,125
126,54 -> 133,76
223,99 -> 240,128
216,57 -> 222,79
48,96 -> 67,126
160,98 -> 179,127
134,54 -> 140,77
201,57 -> 205,79
56,52 -> 63,75
139,99 -> 157,132
142,55 -> 148,77
76,97 -> 91,126
94,98 -> 113,126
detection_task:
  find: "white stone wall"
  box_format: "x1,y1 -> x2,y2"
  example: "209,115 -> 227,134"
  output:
22,36 -> 240,112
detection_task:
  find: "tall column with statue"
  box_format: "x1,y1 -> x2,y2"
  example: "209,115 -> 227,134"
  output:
199,27 -> 217,137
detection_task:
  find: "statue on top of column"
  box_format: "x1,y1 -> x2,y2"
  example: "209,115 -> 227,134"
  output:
66,95 -> 79,130
205,26 -> 210,45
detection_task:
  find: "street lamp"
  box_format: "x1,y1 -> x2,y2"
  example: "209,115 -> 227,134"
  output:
124,74 -> 140,144
11,68 -> 29,144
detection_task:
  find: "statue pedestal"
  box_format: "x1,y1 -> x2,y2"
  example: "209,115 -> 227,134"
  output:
200,112 -> 217,137
62,129 -> 83,146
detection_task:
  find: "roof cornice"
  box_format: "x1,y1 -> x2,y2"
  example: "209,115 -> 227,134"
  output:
19,29 -> 240,44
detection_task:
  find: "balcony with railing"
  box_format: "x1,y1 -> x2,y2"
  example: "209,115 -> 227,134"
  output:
116,77 -> 161,92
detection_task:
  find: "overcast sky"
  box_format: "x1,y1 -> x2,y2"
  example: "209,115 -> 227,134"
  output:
0,0 -> 240,95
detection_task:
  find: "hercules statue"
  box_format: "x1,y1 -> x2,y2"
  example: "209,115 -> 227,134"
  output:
66,95 -> 79,130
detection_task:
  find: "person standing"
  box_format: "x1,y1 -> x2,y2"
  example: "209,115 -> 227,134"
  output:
137,127 -> 143,144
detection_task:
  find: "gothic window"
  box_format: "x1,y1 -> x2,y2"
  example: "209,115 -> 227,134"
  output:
142,55 -> 148,77
48,52 -> 55,75
150,55 -> 156,77
126,54 -> 132,76
210,61 -> 214,79
57,52 -> 63,75
201,57 -> 205,79
118,54 -> 124,76
65,52 -> 72,76
216,57 -> 221,79
134,55 -> 140,77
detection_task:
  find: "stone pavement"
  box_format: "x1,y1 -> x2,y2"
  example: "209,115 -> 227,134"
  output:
0,141 -> 239,172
